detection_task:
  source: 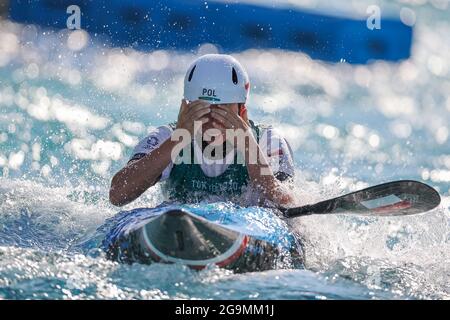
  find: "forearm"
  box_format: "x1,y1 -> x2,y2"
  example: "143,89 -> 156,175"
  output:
109,138 -> 178,206
247,164 -> 293,206
110,99 -> 209,206
244,137 -> 293,206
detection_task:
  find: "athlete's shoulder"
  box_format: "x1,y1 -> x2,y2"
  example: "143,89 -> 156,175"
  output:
259,125 -> 295,180
150,124 -> 172,138
130,125 -> 173,161
252,121 -> 283,135
257,124 -> 294,161
257,124 -> 287,143
250,120 -> 271,131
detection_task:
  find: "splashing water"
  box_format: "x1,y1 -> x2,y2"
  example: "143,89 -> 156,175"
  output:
0,0 -> 449,299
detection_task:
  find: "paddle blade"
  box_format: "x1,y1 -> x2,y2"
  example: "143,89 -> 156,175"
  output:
285,180 -> 441,218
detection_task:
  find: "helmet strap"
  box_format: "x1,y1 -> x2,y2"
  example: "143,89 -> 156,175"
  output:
238,104 -> 247,117
238,104 -> 249,124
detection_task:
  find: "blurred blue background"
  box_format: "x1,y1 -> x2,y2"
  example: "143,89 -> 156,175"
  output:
9,0 -> 412,63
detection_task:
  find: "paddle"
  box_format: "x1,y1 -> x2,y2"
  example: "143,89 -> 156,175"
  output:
282,180 -> 441,218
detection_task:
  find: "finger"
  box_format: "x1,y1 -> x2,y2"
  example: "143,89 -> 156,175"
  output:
180,103 -> 209,123
191,117 -> 210,129
189,107 -> 211,121
215,106 -> 242,123
210,111 -> 236,128
217,106 -> 250,128
188,99 -> 210,110
200,116 -> 210,124
185,101 -> 210,119
215,105 -> 237,116
211,108 -> 241,127
211,107 -> 228,117
211,121 -> 226,131
190,117 -> 210,135
210,110 -> 234,126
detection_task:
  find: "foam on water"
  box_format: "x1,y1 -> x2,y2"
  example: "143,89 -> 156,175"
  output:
0,0 -> 449,299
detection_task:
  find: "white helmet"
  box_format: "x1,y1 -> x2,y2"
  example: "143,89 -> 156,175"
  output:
183,54 -> 250,104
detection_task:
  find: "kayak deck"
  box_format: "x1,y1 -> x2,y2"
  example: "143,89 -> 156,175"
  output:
103,205 -> 303,272
140,209 -> 248,268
